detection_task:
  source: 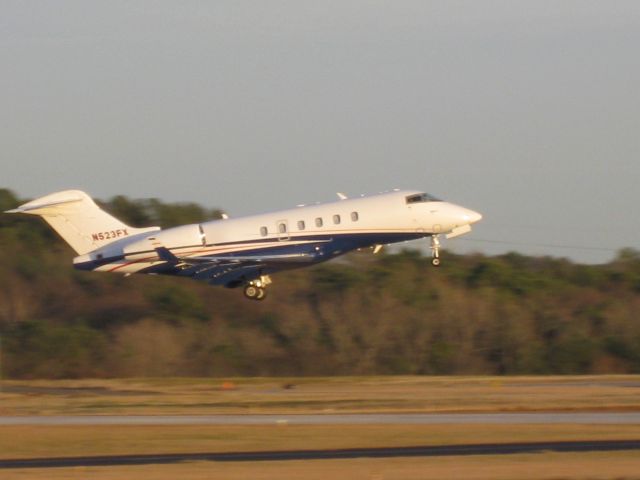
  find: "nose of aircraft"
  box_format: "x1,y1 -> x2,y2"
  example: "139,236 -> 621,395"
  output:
462,209 -> 483,224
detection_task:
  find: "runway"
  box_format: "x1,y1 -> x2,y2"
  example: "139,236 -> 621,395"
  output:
2,440 -> 640,468
2,412 -> 640,426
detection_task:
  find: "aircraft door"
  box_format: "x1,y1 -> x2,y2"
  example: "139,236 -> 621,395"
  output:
276,220 -> 289,241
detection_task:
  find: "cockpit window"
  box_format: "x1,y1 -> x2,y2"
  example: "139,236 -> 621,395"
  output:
405,193 -> 441,204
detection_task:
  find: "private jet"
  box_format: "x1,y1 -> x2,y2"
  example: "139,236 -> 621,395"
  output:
6,189 -> 482,300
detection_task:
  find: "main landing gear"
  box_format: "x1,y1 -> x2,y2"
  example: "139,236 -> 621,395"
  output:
243,275 -> 272,301
244,284 -> 266,300
430,235 -> 441,267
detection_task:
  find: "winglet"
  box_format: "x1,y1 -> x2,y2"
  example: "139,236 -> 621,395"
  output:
155,246 -> 180,263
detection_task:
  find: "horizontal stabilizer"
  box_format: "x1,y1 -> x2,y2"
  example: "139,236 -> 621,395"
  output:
4,193 -> 84,214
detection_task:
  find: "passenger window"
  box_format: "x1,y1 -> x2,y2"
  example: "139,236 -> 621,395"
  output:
333,214 -> 341,225
351,211 -> 359,222
260,226 -> 268,236
278,223 -> 287,233
315,217 -> 323,227
297,220 -> 305,230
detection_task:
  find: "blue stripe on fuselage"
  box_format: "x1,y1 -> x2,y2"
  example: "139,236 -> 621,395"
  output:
73,231 -> 427,272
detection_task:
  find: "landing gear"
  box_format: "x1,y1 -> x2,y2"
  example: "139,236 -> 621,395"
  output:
243,275 -> 271,301
430,235 -> 441,267
243,284 -> 265,300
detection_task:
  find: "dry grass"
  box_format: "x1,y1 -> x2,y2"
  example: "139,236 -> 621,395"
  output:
2,452 -> 640,480
2,375 -> 640,415
2,424 -> 640,459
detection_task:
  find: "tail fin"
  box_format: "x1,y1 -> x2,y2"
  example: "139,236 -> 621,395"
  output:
5,190 -> 159,255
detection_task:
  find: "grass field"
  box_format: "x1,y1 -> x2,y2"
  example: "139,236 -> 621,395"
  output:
2,376 -> 640,479
2,375 -> 640,415
3,424 -> 640,459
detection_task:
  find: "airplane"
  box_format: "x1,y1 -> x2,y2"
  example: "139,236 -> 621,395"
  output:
5,189 -> 482,300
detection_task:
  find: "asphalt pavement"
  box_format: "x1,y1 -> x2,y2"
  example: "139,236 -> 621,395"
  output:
2,440 -> 640,468
2,412 -> 640,425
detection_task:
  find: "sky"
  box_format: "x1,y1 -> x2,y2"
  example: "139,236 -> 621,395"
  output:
2,1 -> 639,264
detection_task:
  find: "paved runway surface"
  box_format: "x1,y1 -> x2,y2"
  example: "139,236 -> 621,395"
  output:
2,412 -> 640,425
2,440 -> 640,468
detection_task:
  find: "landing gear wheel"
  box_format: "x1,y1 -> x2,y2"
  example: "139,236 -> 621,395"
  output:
243,276 -> 272,300
244,284 -> 267,300
244,285 -> 259,299
431,257 -> 441,267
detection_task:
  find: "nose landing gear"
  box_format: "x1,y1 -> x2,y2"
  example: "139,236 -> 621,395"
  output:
430,235 -> 441,267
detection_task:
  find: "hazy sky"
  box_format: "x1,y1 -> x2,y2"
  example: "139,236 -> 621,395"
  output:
2,1 -> 639,263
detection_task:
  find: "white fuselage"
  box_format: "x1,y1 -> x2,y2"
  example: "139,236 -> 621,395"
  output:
73,190 -> 481,280
7,187 -> 481,297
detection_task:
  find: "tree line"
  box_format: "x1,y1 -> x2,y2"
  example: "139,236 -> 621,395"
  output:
1,188 -> 640,378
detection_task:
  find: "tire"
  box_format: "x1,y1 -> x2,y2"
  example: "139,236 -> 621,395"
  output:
244,285 -> 258,298
432,258 -> 441,267
256,288 -> 267,300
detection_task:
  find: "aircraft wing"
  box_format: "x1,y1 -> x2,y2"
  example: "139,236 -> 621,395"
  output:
155,247 -> 314,265
154,247 -> 315,286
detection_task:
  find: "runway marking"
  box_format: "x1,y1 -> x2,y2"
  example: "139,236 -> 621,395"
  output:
2,440 -> 640,468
